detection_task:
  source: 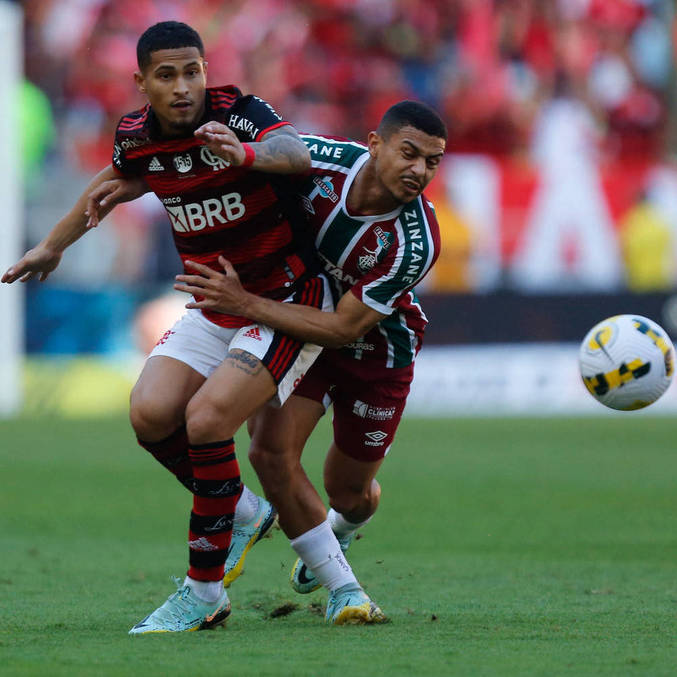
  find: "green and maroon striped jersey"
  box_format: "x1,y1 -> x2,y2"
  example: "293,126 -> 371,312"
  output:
300,134 -> 441,368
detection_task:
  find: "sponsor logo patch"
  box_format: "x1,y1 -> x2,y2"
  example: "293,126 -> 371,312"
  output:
227,114 -> 261,139
121,138 -> 149,150
173,153 -> 193,173
188,536 -> 218,551
165,192 -> 245,232
312,176 -> 339,203
242,327 -> 263,341
204,515 -> 233,532
155,329 -> 175,346
364,430 -> 388,446
353,400 -> 396,421
344,342 -> 375,351
148,156 -> 165,172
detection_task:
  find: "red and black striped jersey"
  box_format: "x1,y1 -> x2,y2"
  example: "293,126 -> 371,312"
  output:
112,85 -> 316,328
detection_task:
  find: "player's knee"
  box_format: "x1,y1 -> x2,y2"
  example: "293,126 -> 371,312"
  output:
326,479 -> 380,516
249,440 -> 286,481
129,387 -> 182,441
326,487 -> 363,516
184,398 -> 222,444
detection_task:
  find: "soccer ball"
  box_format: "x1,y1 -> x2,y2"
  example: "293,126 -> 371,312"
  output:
579,314 -> 675,410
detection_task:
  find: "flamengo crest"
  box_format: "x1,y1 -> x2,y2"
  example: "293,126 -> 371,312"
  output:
200,146 -> 230,171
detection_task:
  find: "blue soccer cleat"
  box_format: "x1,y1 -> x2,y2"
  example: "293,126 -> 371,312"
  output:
129,579 -> 231,635
223,495 -> 277,587
325,583 -> 387,625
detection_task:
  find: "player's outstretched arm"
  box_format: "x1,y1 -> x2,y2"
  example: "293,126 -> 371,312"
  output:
174,257 -> 386,348
194,124 -> 310,174
2,165 -> 130,284
85,175 -> 149,229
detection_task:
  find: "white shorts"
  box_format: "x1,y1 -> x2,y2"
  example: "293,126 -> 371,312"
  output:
148,275 -> 333,405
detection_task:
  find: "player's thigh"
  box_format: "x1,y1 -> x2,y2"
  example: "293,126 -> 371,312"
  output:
248,394 -> 325,462
130,355 -> 205,433
186,349 -> 278,440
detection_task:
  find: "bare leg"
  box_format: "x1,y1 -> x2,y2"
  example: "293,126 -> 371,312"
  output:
185,349 -> 277,443
129,355 -> 205,442
247,394 -> 325,538
323,444 -> 384,524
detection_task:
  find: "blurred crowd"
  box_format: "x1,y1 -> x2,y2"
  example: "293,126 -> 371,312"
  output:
24,0 -> 676,170
15,0 -> 677,354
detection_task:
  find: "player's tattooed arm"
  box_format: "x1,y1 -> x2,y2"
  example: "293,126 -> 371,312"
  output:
226,349 -> 265,376
194,123 -> 310,174
252,126 -> 310,174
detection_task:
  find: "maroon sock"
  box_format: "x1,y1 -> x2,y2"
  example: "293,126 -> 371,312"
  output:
187,439 -> 243,581
137,425 -> 194,491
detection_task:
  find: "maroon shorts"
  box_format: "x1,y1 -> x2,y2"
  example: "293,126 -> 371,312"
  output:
293,350 -> 414,462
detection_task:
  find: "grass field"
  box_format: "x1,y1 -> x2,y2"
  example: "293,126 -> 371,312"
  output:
2,415 -> 677,676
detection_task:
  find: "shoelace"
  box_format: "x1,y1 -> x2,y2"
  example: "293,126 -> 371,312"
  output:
155,579 -> 199,624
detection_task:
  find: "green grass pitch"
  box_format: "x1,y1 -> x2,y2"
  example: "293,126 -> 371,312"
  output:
2,415 -> 677,676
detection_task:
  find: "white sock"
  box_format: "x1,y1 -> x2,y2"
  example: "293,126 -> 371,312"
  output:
184,576 -> 224,603
233,484 -> 260,526
290,520 -> 358,592
327,508 -> 372,540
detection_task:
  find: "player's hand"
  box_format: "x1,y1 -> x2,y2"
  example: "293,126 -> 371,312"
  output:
1,244 -> 62,284
194,123 -> 246,167
174,256 -> 250,314
85,177 -> 147,228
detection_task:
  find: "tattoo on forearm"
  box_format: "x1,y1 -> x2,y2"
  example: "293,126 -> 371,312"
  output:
256,133 -> 309,173
226,349 -> 264,375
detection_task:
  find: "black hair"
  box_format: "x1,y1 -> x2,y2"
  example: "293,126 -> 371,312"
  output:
377,100 -> 448,141
136,21 -> 204,70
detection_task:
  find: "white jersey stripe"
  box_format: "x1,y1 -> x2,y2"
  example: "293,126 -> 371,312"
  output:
315,200 -> 345,248
311,160 -> 352,173
378,322 -> 395,368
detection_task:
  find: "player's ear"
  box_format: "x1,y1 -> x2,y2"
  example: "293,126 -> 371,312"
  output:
367,131 -> 381,157
134,71 -> 146,94
202,60 -> 208,78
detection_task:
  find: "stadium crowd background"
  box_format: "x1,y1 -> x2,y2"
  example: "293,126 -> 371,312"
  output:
17,0 -> 677,355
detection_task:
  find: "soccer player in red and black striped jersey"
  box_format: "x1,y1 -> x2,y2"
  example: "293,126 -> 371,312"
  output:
2,21 -> 382,633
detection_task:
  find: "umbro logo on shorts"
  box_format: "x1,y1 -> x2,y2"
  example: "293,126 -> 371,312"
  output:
364,430 -> 388,446
242,327 -> 262,341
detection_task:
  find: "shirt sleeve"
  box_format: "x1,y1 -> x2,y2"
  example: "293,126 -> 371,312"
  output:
231,95 -> 292,142
111,134 -> 139,176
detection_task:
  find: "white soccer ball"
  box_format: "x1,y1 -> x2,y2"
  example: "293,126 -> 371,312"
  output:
579,314 -> 675,410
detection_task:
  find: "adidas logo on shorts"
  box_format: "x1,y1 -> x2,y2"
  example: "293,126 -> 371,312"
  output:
242,327 -> 262,341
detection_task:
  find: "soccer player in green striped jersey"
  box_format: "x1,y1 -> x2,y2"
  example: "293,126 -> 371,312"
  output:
175,101 -> 447,621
